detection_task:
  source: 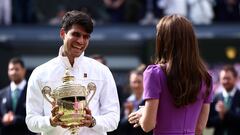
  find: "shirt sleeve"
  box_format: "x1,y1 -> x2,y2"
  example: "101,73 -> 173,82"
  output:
91,66 -> 120,133
143,65 -> 163,100
25,68 -> 54,133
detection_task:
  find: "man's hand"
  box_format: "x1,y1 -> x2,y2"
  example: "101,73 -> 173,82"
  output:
80,107 -> 95,128
215,101 -> 227,119
2,111 -> 14,125
124,101 -> 134,116
50,104 -> 65,127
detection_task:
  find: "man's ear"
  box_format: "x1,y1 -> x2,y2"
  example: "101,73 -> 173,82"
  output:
60,28 -> 65,39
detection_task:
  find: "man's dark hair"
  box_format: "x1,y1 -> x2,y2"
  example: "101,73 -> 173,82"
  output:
61,10 -> 93,34
9,57 -> 25,68
222,65 -> 238,78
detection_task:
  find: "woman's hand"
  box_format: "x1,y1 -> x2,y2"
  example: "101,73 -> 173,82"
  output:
128,106 -> 144,128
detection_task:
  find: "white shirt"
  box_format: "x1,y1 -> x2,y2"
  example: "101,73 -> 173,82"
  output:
26,47 -> 120,135
222,87 -> 237,99
10,79 -> 26,92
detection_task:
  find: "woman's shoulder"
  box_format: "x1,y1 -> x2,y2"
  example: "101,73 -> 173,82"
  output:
144,64 -> 165,76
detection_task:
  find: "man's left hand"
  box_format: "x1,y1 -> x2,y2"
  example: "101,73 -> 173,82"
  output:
80,107 -> 95,127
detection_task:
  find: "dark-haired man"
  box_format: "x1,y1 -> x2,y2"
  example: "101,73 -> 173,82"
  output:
207,65 -> 240,135
26,10 -> 120,135
0,57 -> 35,135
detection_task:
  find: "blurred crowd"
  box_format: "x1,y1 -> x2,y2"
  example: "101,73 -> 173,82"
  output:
1,55 -> 240,135
1,0 -> 240,26
1,0 -> 240,134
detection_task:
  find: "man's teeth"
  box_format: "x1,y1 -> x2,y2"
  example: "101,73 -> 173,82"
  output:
73,44 -> 82,49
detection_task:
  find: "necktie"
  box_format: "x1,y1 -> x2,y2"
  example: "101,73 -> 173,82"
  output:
224,95 -> 232,135
12,88 -> 20,111
225,96 -> 233,110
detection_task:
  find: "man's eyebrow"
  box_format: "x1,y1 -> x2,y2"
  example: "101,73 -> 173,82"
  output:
72,31 -> 89,35
72,31 -> 80,34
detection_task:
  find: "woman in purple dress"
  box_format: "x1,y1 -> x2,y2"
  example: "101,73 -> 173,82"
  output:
128,14 -> 213,135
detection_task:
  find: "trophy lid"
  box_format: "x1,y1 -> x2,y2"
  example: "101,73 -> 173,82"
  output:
52,68 -> 87,99
62,68 -> 74,84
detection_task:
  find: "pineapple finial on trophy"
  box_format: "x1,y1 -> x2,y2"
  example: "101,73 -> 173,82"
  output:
62,68 -> 74,84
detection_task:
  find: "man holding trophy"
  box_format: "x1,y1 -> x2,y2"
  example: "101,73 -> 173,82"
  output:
25,10 -> 120,135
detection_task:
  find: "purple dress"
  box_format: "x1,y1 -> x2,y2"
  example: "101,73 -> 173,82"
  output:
143,65 -> 213,135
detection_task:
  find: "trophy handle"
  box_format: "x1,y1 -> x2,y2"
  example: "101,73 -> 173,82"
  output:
42,86 -> 55,105
86,82 -> 96,106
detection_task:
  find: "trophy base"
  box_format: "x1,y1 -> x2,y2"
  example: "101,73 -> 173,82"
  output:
63,126 -> 80,135
69,127 -> 79,135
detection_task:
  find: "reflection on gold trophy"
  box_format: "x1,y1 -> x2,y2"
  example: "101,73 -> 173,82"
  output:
42,69 -> 96,134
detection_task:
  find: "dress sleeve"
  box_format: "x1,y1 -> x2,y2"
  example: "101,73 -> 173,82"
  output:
143,65 -> 163,100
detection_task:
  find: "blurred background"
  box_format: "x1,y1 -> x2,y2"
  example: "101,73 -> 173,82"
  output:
0,0 -> 240,134
1,0 -> 240,88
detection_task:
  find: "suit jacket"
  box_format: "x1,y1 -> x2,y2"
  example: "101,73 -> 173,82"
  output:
118,99 -> 153,135
0,84 -> 35,135
207,89 -> 240,135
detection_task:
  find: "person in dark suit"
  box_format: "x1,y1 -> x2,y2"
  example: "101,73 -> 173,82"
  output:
207,65 -> 240,135
0,57 -> 35,135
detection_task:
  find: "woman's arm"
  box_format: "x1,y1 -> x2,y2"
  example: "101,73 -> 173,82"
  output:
195,103 -> 210,135
128,99 -> 159,132
139,99 -> 159,132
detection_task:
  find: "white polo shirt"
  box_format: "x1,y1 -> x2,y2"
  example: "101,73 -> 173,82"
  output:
26,46 -> 120,135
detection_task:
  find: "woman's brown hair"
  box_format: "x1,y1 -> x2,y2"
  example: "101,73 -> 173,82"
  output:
155,14 -> 212,107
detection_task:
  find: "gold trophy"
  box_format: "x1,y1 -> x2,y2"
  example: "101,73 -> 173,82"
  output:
42,69 -> 96,134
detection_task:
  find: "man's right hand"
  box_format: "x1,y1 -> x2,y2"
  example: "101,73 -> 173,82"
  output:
50,104 -> 65,127
215,101 -> 227,119
2,111 -> 14,125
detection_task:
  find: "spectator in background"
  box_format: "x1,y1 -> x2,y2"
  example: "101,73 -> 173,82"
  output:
103,0 -> 125,23
139,0 -> 162,25
207,65 -> 240,135
214,0 -> 240,22
128,14 -> 213,135
119,64 -> 152,135
157,0 -> 187,17
12,0 -> 36,23
75,0 -> 109,24
188,0 -> 214,25
0,57 -> 35,135
0,0 -> 12,25
124,0 -> 143,23
49,5 -> 66,25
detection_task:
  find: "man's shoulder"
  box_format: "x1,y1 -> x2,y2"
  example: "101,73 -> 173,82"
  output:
212,92 -> 222,100
30,57 -> 58,78
33,57 -> 58,72
83,56 -> 109,70
0,85 -> 10,94
234,88 -> 240,96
